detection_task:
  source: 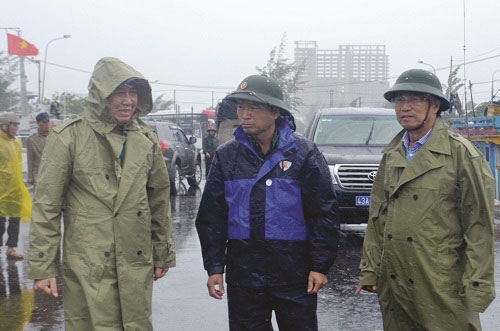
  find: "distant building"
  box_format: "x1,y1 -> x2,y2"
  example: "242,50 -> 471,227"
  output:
294,41 -> 390,114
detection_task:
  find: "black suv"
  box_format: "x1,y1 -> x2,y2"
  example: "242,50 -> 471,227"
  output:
304,108 -> 401,232
143,120 -> 202,195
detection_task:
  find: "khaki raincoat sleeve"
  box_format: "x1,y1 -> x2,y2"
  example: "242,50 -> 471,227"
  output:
458,145 -> 496,312
147,134 -> 175,269
28,130 -> 73,279
26,136 -> 36,185
359,154 -> 388,286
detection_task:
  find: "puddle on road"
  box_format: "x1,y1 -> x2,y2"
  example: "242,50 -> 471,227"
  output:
1,189 -> 498,330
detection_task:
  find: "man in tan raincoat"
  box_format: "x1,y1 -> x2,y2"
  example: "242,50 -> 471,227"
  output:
27,57 -> 176,330
27,111 -> 51,190
355,69 -> 495,330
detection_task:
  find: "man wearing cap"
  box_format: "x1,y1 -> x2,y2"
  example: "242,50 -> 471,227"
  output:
202,127 -> 218,176
355,69 -> 495,329
196,75 -> 340,330
0,112 -> 31,260
27,111 -> 51,190
27,57 -> 175,330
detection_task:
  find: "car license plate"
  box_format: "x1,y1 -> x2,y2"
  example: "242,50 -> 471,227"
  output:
355,196 -> 370,206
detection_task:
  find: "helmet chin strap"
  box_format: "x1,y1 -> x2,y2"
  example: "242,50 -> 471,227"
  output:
1,124 -> 15,138
407,103 -> 431,132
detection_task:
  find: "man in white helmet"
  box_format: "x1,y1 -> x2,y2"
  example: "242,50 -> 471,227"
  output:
0,112 -> 31,259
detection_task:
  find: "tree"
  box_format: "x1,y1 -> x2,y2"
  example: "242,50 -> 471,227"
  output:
442,66 -> 464,116
0,51 -> 19,112
50,92 -> 86,116
256,33 -> 305,112
152,94 -> 174,111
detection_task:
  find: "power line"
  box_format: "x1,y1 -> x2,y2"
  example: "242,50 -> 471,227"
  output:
300,53 -> 500,89
38,59 -> 235,90
150,81 -> 233,90
153,88 -> 230,94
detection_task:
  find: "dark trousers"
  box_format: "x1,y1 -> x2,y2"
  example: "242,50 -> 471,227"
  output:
205,155 -> 213,177
227,284 -> 318,331
0,217 -> 20,247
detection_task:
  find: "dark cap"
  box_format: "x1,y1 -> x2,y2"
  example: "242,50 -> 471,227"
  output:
115,77 -> 142,91
207,128 -> 216,132
35,111 -> 50,122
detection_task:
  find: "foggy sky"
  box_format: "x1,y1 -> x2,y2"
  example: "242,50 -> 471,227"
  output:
1,0 -> 500,111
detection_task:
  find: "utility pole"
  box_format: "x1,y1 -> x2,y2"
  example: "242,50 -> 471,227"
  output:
329,89 -> 334,108
469,80 -> 475,117
211,91 -> 214,109
463,0 -> 469,138
173,89 -> 176,112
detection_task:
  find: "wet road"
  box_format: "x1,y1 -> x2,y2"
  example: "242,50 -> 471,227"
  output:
1,179 -> 499,330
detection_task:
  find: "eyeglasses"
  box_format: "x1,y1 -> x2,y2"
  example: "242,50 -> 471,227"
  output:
390,95 -> 428,107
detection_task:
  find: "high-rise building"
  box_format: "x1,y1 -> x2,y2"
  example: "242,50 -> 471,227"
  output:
294,41 -> 390,113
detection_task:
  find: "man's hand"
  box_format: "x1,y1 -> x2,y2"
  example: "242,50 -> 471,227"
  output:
34,278 -> 58,297
354,284 -> 377,296
154,267 -> 168,281
307,271 -> 327,294
205,152 -> 210,158
207,274 -> 225,300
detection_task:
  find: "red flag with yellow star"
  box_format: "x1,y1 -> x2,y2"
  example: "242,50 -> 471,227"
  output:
7,33 -> 39,56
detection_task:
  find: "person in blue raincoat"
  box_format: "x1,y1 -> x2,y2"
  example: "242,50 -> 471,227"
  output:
196,75 -> 340,331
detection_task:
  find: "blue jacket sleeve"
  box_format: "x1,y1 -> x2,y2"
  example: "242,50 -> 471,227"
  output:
301,144 -> 340,274
195,151 -> 228,275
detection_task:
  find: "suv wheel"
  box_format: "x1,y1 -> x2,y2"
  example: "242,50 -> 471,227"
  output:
171,164 -> 181,195
187,161 -> 202,187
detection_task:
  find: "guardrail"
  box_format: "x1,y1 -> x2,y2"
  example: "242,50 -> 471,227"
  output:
450,116 -> 500,137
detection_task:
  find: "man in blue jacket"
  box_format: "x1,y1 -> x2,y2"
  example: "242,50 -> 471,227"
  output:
196,75 -> 340,330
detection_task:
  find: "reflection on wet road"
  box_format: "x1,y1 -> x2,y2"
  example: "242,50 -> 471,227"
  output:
0,180 -> 498,330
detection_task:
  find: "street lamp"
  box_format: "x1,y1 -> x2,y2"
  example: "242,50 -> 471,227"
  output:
490,69 -> 500,104
41,35 -> 71,102
417,60 -> 436,74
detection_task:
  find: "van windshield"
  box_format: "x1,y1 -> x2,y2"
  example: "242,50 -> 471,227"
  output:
314,115 -> 401,146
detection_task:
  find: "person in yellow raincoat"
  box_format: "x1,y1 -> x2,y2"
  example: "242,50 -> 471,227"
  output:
355,69 -> 495,330
27,57 -> 176,330
0,112 -> 31,260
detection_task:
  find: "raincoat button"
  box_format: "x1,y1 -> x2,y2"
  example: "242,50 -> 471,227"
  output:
137,250 -> 142,255
473,281 -> 479,287
38,252 -> 44,258
388,234 -> 393,240
105,174 -> 109,180
266,179 -> 272,186
137,211 -> 142,216
413,194 -> 418,200
104,251 -> 110,257
408,278 -> 414,284
407,237 -> 413,242
361,261 -> 367,267
390,274 -> 396,280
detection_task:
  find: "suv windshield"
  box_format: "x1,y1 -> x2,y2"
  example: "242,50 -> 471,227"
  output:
314,115 -> 401,146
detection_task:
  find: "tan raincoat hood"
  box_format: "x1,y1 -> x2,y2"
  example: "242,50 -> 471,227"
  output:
84,57 -> 153,133
28,57 -> 174,330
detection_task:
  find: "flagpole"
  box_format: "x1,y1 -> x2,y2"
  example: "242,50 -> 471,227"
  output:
17,30 -> 30,118
1,27 -> 29,117
463,0 -> 469,138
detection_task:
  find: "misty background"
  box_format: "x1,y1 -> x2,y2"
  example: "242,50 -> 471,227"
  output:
1,0 -> 500,120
